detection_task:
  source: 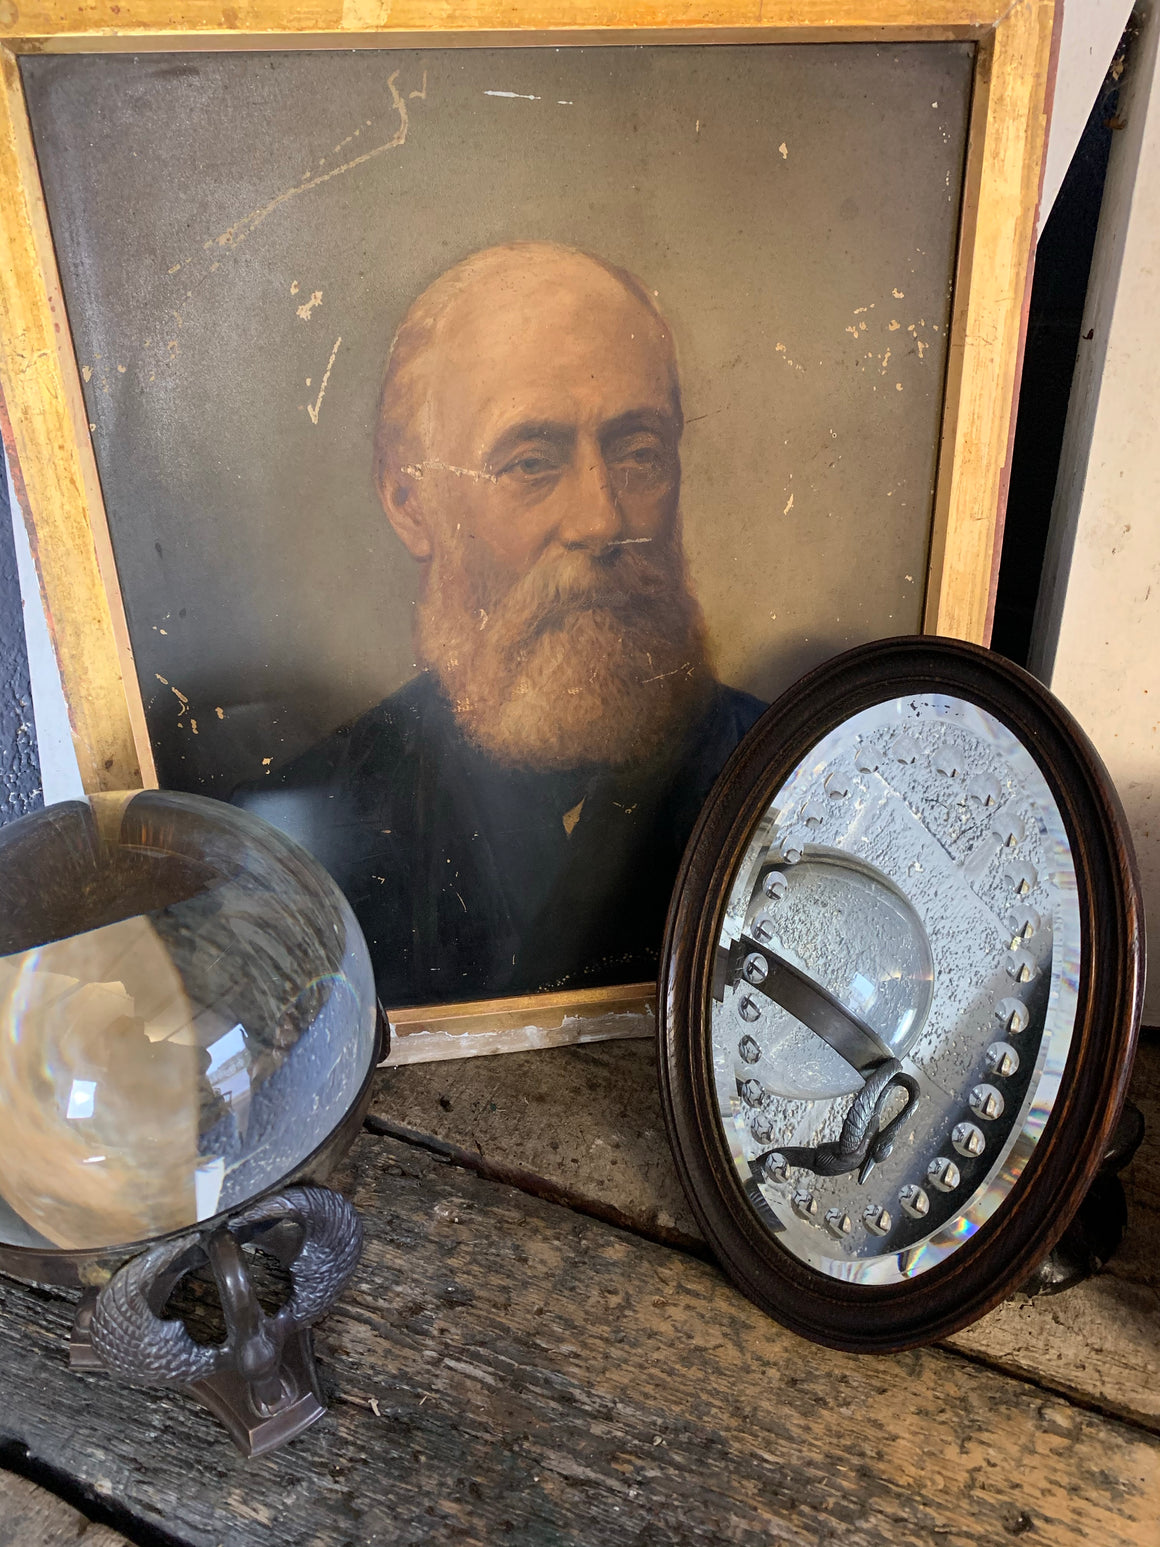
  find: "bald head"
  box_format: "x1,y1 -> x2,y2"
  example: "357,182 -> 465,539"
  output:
371,242 -> 706,770
374,242 -> 682,503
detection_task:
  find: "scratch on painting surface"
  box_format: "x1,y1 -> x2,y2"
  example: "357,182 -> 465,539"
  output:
641,663 -> 694,686
71,65 -> 427,447
484,89 -> 541,101
402,458 -> 498,484
306,338 -> 343,425
206,72 -> 410,254
75,68 -> 421,435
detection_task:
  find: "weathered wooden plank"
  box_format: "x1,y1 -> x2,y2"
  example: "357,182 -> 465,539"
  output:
0,1131 -> 1158,1547
0,1468 -> 131,1546
374,1032 -> 1160,1429
946,1030 -> 1160,1422
1110,1029 -> 1160,1296
373,1036 -> 700,1244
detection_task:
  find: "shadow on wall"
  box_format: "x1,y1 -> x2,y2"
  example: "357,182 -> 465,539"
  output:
0,467 -> 41,825
991,26 -> 1131,667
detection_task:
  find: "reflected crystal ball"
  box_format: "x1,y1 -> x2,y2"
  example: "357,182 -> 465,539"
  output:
0,791 -> 378,1254
751,852 -> 934,1099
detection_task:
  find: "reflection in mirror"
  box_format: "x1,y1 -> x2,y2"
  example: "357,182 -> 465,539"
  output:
710,694 -> 1080,1283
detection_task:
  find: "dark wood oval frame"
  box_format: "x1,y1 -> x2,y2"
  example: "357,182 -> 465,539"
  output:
658,636 -> 1145,1353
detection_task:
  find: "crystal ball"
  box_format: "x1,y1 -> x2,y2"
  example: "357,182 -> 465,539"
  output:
751,851 -> 934,1099
0,791 -> 378,1253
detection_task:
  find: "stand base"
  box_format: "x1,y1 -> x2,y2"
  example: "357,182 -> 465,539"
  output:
1020,1101 -> 1145,1297
67,1185 -> 361,1457
71,1296 -> 326,1458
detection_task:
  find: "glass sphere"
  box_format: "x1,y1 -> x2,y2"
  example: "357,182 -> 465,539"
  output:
0,791 -> 377,1254
750,851 -> 934,1099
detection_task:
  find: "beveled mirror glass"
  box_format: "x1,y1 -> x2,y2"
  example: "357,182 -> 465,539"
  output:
660,640 -> 1143,1350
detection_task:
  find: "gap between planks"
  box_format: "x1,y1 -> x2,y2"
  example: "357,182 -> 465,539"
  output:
369,1029 -> 1160,1436
2,1130 -> 1158,1547
0,1459 -> 139,1547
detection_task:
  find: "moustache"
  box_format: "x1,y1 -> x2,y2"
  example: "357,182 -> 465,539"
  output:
488,544 -> 677,644
418,521 -> 709,769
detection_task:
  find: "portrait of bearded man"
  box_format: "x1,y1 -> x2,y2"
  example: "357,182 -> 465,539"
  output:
235,241 -> 766,1006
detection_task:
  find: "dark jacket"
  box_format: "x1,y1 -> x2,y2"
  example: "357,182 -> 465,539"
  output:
234,673 -> 765,1007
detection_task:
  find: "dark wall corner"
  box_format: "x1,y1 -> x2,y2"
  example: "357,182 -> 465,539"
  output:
991,22 -> 1139,667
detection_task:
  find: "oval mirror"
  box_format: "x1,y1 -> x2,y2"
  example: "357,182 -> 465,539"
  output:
659,638 -> 1144,1350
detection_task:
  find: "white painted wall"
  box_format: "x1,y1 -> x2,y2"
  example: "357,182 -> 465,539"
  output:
5,460 -> 83,806
1032,0 -> 1160,1023
1040,0 -> 1136,231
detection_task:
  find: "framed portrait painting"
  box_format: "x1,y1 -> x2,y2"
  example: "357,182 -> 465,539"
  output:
0,3 -> 1056,1061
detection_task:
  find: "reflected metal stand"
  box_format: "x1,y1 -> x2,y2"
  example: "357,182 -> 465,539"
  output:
720,934 -> 1146,1299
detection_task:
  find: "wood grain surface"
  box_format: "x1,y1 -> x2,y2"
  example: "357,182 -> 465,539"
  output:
0,51 -> 153,793
372,1036 -> 701,1243
0,1470 -> 131,1547
923,0 -> 1056,640
0,2 -> 1020,49
385,983 -> 655,1065
1,1126 -> 1158,1547
375,1031 -> 1160,1430
946,1030 -> 1160,1426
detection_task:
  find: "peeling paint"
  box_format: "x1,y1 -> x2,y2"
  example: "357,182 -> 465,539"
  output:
296,290 -> 323,322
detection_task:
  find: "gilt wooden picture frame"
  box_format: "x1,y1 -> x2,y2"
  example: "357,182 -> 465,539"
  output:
0,2 -> 1056,1063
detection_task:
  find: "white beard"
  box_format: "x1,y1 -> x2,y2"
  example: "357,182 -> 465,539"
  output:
416,531 -> 710,770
